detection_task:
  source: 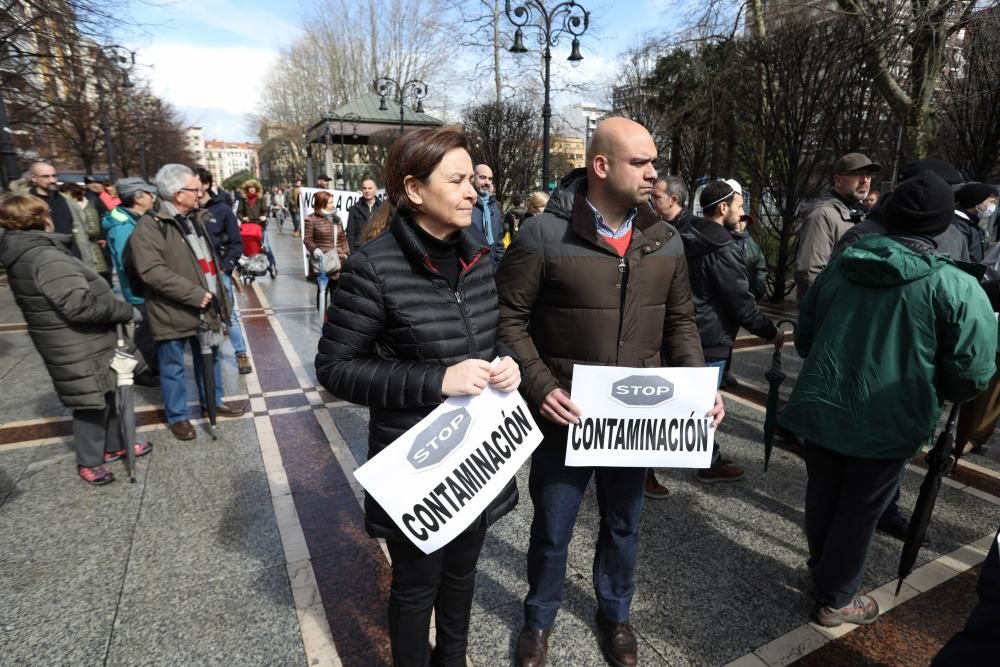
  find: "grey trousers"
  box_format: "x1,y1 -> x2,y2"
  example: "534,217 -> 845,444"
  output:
803,443 -> 908,608
72,392 -> 121,467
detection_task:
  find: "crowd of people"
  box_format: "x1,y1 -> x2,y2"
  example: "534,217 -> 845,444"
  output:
2,114 -> 999,666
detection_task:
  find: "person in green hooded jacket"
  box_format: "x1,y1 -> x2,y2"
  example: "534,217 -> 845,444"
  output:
780,171 -> 996,629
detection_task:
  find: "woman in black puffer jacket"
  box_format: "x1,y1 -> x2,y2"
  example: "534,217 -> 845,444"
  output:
0,193 -> 150,486
316,127 -> 520,667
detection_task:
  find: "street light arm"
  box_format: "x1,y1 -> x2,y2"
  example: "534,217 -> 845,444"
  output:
374,76 -> 401,101
504,0 -> 590,46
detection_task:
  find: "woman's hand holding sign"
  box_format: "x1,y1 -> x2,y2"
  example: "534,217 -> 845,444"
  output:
488,356 -> 520,393
442,359 -> 492,396
443,357 -> 522,396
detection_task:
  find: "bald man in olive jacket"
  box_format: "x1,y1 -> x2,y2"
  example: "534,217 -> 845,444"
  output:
497,117 -> 721,667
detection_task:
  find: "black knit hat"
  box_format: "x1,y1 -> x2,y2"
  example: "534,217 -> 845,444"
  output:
955,182 -> 998,209
883,171 -> 955,236
898,159 -> 964,185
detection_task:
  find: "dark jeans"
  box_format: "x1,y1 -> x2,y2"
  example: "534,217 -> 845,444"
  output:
524,423 -> 646,629
385,518 -> 488,667
72,392 -> 121,467
157,336 -> 224,425
803,443 -> 908,608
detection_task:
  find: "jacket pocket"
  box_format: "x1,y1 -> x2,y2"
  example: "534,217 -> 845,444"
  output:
642,352 -> 662,368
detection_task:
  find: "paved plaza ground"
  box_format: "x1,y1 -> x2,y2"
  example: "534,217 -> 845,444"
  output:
1,227 -> 999,666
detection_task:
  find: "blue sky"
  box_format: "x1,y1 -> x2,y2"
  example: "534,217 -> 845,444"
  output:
120,0 -> 676,142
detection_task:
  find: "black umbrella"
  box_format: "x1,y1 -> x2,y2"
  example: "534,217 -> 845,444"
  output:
763,319 -> 796,471
895,402 -> 961,595
196,303 -> 225,441
111,324 -> 140,482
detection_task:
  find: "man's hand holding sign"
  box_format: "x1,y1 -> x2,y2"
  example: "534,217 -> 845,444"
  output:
543,384 -> 724,431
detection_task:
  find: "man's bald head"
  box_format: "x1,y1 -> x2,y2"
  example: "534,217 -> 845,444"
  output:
586,118 -> 653,168
29,162 -> 59,193
474,163 -> 494,196
586,117 -> 658,208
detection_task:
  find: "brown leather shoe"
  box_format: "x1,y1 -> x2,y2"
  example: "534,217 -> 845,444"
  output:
169,420 -> 196,441
644,470 -> 669,499
205,402 -> 246,418
596,611 -> 637,667
516,626 -> 551,667
236,353 -> 253,375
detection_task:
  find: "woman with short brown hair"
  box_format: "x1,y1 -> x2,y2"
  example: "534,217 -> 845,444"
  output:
316,127 -> 521,666
0,193 -> 149,485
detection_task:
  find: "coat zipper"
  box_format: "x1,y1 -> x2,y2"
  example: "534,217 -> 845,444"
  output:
453,248 -> 487,358
616,256 -> 629,361
454,290 -> 477,357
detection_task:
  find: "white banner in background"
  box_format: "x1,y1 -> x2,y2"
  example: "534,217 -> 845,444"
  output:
354,361 -> 542,554
297,187 -> 385,276
565,365 -> 718,468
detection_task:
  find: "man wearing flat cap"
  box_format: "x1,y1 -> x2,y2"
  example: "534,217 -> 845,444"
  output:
795,152 -> 881,300
102,177 -> 161,381
831,158 -> 970,263
953,182 -> 998,263
782,171 -> 996,628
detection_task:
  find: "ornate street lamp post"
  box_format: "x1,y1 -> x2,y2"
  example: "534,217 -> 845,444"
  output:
504,0 -> 588,191
323,111 -> 360,187
374,77 -> 428,135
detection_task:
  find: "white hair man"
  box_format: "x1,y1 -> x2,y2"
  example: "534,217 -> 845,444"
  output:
129,164 -> 245,440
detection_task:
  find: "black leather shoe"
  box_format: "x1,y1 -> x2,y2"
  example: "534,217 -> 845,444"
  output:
596,610 -> 638,667
517,626 -> 551,667
877,514 -> 927,544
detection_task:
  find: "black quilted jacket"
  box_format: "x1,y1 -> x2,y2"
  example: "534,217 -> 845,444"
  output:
315,211 -> 518,541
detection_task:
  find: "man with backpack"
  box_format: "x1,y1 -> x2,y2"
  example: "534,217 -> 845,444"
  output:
102,177 -> 160,383
129,164 -> 245,441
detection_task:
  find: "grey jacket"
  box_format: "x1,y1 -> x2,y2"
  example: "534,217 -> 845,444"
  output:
794,192 -> 863,300
0,231 -> 133,409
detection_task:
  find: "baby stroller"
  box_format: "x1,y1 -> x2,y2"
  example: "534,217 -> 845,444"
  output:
237,222 -> 276,284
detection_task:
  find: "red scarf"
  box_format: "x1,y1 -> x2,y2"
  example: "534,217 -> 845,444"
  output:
246,194 -> 259,209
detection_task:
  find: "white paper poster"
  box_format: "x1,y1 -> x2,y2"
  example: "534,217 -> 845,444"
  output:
565,365 -> 718,468
354,368 -> 542,554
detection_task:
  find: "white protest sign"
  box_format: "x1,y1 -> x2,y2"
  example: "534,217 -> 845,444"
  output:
297,186 -> 385,276
565,365 -> 718,468
354,366 -> 542,554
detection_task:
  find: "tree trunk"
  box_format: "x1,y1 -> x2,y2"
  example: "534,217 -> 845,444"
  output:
771,211 -> 795,303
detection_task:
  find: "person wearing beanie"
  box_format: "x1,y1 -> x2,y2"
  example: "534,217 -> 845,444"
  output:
794,152 -> 881,300
831,160 -> 970,263
952,182 -> 998,263
780,170 -> 996,629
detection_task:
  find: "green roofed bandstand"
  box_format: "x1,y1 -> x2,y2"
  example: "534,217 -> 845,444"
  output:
304,92 -> 442,190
